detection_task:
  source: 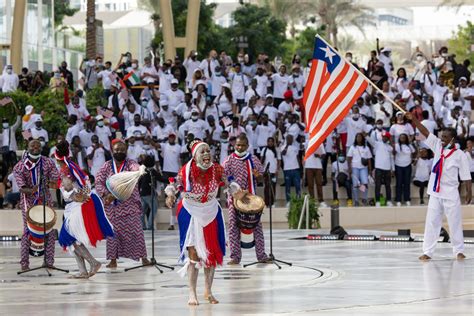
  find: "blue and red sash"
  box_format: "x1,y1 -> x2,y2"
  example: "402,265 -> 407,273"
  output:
231,152 -> 256,194
432,147 -> 456,193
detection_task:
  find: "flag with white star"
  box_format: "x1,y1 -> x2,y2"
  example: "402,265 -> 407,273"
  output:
303,35 -> 368,160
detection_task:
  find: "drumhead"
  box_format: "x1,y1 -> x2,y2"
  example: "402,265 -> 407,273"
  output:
235,194 -> 265,214
28,205 -> 56,224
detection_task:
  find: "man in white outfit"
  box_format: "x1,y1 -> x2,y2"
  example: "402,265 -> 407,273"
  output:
406,112 -> 471,261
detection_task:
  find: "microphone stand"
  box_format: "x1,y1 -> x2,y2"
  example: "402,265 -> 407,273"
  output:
244,162 -> 292,269
125,167 -> 174,273
18,158 -> 69,275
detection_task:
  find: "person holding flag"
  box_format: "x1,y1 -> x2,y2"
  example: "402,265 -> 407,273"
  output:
406,112 -> 471,261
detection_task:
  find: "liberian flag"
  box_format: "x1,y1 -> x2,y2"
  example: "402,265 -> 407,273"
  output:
123,70 -> 140,86
303,35 -> 368,160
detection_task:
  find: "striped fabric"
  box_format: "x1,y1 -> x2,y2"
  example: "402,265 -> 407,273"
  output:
304,35 -> 369,160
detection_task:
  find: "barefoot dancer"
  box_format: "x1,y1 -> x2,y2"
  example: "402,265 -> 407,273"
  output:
95,139 -> 149,268
165,139 -> 245,305
55,141 -> 114,278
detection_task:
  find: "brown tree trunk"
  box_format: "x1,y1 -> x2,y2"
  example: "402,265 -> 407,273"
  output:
86,0 -> 96,59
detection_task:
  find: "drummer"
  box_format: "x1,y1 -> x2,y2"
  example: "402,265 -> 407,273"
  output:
13,139 -> 59,271
223,134 -> 270,265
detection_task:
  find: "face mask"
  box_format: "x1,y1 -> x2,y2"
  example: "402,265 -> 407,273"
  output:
6,69 -> 12,74
221,139 -> 228,143
35,124 -> 42,129
338,156 -> 346,163
141,101 -> 148,107
249,120 -> 257,127
353,114 -> 360,120
293,73 -> 299,77
54,73 -> 60,79
132,63 -> 138,69
346,56 -> 352,62
143,145 -> 151,150
234,150 -> 247,157
97,121 -> 104,127
113,152 -> 126,161
416,56 -> 423,62
28,153 -> 41,159
192,116 -> 198,121
444,137 -> 454,149
442,53 -> 448,57
376,124 -> 383,130
215,72 -> 221,76
2,123 -> 9,129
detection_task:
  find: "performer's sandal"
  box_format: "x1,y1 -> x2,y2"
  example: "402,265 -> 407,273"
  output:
69,272 -> 89,279
227,259 -> 240,265
456,253 -> 466,260
106,260 -> 117,269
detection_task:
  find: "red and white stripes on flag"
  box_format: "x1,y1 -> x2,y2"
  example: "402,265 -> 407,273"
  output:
303,35 -> 368,160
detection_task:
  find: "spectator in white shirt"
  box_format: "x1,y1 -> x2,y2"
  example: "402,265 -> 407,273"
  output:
255,114 -> 276,151
126,136 -> 142,162
30,116 -> 49,143
390,112 -> 415,143
87,135 -> 110,179
226,117 -> 245,139
1,112 -> 21,166
163,78 -> 185,111
209,65 -> 227,102
347,133 -> 372,206
152,117 -> 175,143
345,107 -> 368,150
413,148 -> 433,205
181,110 -> 209,140
140,57 -> 159,83
331,154 -> 352,206
126,114 -> 149,147
66,115 -> 81,144
289,65 -> 305,102
214,83 -> 235,117
280,134 -> 301,205
305,143 -> 327,207
199,50 -> 219,79
78,120 -> 95,149
394,133 -> 415,206
183,50 -> 200,91
94,114 -> 112,151
373,93 -> 392,128
255,67 -> 271,99
97,61 -> 114,98
159,133 -> 182,179
0,65 -> 19,92
260,137 -> 280,207
229,63 -> 248,111
271,64 -> 290,107
366,130 -> 394,207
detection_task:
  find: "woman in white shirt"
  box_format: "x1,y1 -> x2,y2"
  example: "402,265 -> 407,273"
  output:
214,84 -> 235,118
395,133 -> 416,206
413,148 -> 433,205
347,133 -> 372,206
392,67 -> 409,94
191,82 -> 207,113
260,137 -> 280,207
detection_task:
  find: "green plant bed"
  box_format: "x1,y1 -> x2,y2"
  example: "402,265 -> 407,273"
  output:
287,194 -> 320,229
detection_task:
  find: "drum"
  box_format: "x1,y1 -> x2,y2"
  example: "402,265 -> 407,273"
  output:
234,194 -> 265,230
26,205 -> 57,256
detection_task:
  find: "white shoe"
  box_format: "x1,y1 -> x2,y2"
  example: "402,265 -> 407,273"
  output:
386,201 -> 393,207
375,202 -> 381,208
319,201 -> 328,208
406,201 -> 411,207
396,202 -> 401,207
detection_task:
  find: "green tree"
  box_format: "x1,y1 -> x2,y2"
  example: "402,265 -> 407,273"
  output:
448,21 -> 474,66
227,4 -> 287,59
54,0 -> 79,27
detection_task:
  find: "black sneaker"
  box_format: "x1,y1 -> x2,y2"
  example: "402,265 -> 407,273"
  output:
420,200 -> 425,205
168,225 -> 175,231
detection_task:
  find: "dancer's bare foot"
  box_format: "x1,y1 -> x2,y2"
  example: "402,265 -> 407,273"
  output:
204,294 -> 219,304
142,257 -> 150,265
188,293 -> 199,306
456,253 -> 466,260
227,259 -> 240,265
89,261 -> 102,277
69,272 -> 89,279
21,265 -> 29,271
419,254 -> 432,261
106,259 -> 117,269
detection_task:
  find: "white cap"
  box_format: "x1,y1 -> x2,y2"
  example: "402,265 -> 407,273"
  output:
34,116 -> 43,122
25,105 -> 34,115
145,78 -> 155,84
459,76 -> 467,82
221,82 -> 230,89
171,78 -> 179,85
381,47 -> 392,53
160,98 -> 169,106
95,114 -> 104,121
265,93 -> 273,99
183,112 -> 191,120
195,79 -> 206,87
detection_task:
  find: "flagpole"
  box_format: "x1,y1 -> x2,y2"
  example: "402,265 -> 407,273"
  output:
315,35 -> 406,114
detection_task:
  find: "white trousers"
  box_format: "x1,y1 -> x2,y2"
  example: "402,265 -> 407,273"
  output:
422,195 -> 464,257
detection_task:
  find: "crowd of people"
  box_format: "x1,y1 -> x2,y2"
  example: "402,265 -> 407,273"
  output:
1,40 -> 474,216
